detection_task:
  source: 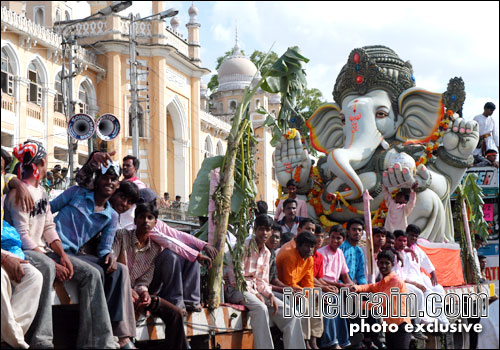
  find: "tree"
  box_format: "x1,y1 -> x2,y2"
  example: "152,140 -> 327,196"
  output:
296,87 -> 324,120
189,47 -> 311,309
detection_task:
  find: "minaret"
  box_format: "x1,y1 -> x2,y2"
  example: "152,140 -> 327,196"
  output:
186,2 -> 201,66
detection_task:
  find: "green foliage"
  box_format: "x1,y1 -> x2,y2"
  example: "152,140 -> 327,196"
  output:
249,50 -> 279,77
258,47 -> 313,148
462,174 -> 489,241
453,173 -> 488,285
205,47 -> 312,304
208,49 -> 325,149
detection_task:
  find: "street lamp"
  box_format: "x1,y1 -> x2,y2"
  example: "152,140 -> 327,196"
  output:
56,1 -> 132,186
129,8 -> 178,159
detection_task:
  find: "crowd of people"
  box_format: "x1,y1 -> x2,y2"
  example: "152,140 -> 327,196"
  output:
1,115 -> 497,349
1,143 -> 215,349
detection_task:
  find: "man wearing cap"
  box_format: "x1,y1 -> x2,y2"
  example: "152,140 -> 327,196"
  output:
51,160 -> 137,348
474,102 -> 499,159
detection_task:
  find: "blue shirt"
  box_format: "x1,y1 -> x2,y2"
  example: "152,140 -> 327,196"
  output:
340,240 -> 367,285
50,186 -> 118,257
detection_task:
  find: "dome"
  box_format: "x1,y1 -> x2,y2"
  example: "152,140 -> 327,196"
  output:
219,56 -> 257,77
188,5 -> 198,16
217,39 -> 258,92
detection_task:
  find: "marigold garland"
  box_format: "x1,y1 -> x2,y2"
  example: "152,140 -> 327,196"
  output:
416,107 -> 453,167
285,128 -> 298,140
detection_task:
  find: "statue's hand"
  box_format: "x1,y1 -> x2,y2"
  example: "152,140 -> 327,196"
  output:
382,162 -> 431,190
274,130 -> 311,191
442,118 -> 479,159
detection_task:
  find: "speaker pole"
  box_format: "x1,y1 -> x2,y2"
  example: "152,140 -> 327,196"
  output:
130,13 -> 139,159
62,30 -> 76,186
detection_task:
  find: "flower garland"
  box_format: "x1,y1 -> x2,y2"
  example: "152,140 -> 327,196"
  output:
285,128 -> 298,140
286,165 -> 391,229
416,108 -> 452,166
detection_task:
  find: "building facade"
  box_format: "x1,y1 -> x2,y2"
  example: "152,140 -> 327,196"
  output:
1,1 -> 278,207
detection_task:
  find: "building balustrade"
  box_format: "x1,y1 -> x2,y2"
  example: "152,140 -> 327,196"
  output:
1,93 -> 15,112
26,102 -> 42,121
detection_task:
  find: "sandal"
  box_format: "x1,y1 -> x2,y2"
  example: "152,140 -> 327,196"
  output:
120,340 -> 136,349
186,304 -> 203,313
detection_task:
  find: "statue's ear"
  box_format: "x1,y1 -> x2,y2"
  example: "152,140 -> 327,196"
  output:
396,87 -> 444,142
306,103 -> 344,154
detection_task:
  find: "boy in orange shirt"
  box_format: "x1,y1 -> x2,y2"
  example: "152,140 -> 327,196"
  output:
351,249 -> 412,349
277,231 -> 318,348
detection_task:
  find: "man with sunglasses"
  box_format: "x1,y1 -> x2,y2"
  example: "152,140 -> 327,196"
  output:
51,161 -> 137,348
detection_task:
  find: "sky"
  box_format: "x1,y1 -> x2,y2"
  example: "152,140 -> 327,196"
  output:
72,1 -> 499,123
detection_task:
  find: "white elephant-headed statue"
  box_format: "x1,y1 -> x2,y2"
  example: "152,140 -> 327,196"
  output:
274,45 -> 478,243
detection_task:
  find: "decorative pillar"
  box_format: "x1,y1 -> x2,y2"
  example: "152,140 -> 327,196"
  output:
106,51 -> 122,157
190,77 -> 201,186
44,87 -> 57,162
152,56 -> 167,195
173,139 -> 190,200
186,4 -> 201,65
17,77 -> 29,141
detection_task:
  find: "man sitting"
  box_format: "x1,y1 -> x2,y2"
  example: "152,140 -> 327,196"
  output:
277,231 -> 318,349
141,189 -> 217,313
318,226 -> 352,349
112,203 -> 188,349
51,162 -> 136,348
393,229 -> 449,326
351,250 -> 412,349
278,217 -> 316,253
224,214 -> 305,349
266,223 -> 288,296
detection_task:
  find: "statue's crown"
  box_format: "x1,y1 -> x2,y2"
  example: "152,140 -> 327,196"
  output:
333,45 -> 416,106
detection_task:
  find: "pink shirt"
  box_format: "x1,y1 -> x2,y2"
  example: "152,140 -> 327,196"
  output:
127,176 -> 146,190
225,239 -> 273,298
150,220 -> 207,263
318,245 -> 349,283
274,197 -> 308,220
5,183 -> 60,252
383,186 -> 416,233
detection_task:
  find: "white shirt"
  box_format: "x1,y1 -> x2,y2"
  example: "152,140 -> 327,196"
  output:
477,300 -> 499,349
473,114 -> 499,157
117,205 -> 136,230
410,244 -> 435,275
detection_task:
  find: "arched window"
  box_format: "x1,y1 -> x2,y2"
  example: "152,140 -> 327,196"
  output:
219,102 -> 223,114
229,100 -> 237,113
78,85 -> 89,114
255,99 -> 261,109
204,136 -> 213,158
27,62 -> 42,105
1,48 -> 14,96
54,72 -> 64,113
65,11 -> 71,21
34,8 -> 44,26
55,10 -> 61,24
129,105 -> 145,137
216,141 -> 224,156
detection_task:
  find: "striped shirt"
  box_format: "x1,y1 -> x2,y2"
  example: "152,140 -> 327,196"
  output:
112,229 -> 162,293
225,238 -> 273,298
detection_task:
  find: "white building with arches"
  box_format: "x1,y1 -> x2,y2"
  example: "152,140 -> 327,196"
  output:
1,1 -> 212,201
